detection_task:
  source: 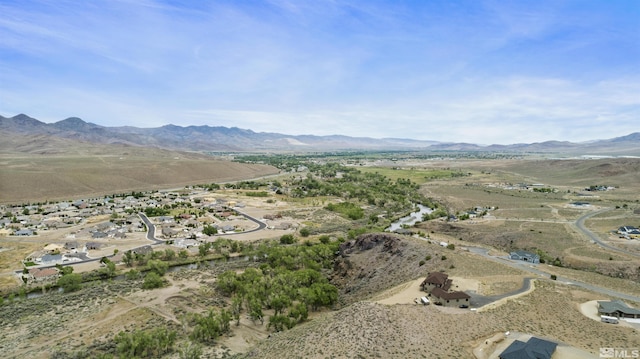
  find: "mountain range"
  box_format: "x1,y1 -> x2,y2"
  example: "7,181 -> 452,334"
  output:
1,113 -> 639,155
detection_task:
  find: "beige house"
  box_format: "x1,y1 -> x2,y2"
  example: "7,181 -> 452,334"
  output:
431,287 -> 470,307
420,272 -> 452,292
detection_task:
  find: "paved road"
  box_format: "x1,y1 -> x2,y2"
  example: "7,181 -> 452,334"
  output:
466,246 -> 640,303
573,207 -> 640,258
468,277 -> 534,308
137,213 -> 165,244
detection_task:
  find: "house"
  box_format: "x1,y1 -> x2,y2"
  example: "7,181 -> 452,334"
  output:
26,267 -> 60,283
420,272 -> 452,292
43,243 -> 64,253
14,228 -> 34,236
499,337 -> 557,359
598,300 -> 640,319
617,226 -> 640,239
132,245 -> 153,256
162,227 -> 180,238
220,225 -> 235,232
509,250 -> 540,264
86,242 -> 103,250
92,231 -> 108,239
174,238 -> 200,249
430,287 -> 470,307
64,241 -> 79,251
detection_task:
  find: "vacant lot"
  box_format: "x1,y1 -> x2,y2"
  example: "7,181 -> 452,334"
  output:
0,152 -> 278,204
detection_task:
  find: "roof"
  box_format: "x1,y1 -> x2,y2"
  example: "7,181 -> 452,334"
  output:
424,272 -> 449,286
598,300 -> 640,315
29,267 -> 59,278
511,250 -> 538,257
499,337 -> 557,359
431,287 -> 470,300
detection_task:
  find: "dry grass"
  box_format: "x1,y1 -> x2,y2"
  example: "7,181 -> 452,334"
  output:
0,152 -> 278,204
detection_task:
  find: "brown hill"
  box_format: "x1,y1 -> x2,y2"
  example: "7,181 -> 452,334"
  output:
0,132 -> 279,204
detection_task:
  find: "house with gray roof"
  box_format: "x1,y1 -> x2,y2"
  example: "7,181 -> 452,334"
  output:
510,250 -> 540,264
499,337 -> 557,359
598,300 -> 640,319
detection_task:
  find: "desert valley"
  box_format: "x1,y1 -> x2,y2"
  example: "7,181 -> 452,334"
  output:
1,115 -> 639,359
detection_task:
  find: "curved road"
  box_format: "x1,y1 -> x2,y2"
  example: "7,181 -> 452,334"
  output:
466,246 -> 640,303
138,210 -> 267,240
573,207 -> 640,258
27,210 -> 267,273
469,277 -> 534,308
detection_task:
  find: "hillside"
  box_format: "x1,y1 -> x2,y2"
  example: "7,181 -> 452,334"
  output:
2,113 -> 639,154
0,135 -> 279,203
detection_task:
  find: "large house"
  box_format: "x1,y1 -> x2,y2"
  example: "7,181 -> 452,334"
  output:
420,272 -> 452,292
420,271 -> 470,308
509,250 -> 540,264
499,337 -> 557,359
430,287 -> 470,308
598,300 -> 640,319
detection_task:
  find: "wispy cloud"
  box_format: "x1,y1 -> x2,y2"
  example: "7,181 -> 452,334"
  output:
1,0 -> 638,144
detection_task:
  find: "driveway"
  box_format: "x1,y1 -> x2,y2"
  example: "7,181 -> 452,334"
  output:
465,246 -> 640,303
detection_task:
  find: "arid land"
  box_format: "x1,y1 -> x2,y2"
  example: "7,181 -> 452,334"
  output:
1,152 -> 639,359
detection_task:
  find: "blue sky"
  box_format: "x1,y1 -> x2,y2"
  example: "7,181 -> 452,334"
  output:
1,0 -> 638,144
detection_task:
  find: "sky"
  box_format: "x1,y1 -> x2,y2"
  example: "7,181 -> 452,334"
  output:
0,0 -> 639,144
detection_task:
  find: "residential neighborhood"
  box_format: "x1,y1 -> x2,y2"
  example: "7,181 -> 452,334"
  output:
0,186 -> 299,281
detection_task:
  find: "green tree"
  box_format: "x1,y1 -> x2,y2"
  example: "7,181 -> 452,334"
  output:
57,273 -> 82,292
299,227 -> 310,237
248,297 -> 264,324
147,260 -> 168,276
142,272 -> 165,289
198,242 -> 212,257
202,225 -> 217,236
114,327 -> 176,358
123,250 -> 134,267
163,249 -> 176,261
190,309 -> 232,344
178,249 -> 189,259
268,314 -> 293,332
280,234 -> 296,244
179,342 -> 202,359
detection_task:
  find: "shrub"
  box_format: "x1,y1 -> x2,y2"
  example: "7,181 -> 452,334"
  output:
57,273 -> 82,292
114,327 -> 176,358
280,234 -> 296,244
142,272 -> 165,289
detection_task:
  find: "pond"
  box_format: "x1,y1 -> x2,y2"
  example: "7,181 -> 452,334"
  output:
386,204 -> 433,232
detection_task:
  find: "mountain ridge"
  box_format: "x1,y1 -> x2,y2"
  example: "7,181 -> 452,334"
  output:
1,113 -> 638,154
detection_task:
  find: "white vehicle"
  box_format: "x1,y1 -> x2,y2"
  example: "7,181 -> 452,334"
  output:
601,315 -> 619,324
420,296 -> 430,305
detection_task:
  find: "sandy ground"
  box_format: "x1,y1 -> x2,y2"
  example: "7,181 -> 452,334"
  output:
373,276 -> 480,306
477,279 -> 537,313
474,332 -> 598,359
579,300 -> 638,329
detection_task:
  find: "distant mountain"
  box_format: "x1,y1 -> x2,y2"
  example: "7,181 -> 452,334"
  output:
1,113 -> 638,155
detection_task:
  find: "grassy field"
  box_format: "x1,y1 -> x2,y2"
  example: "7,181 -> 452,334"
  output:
356,166 -> 471,184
